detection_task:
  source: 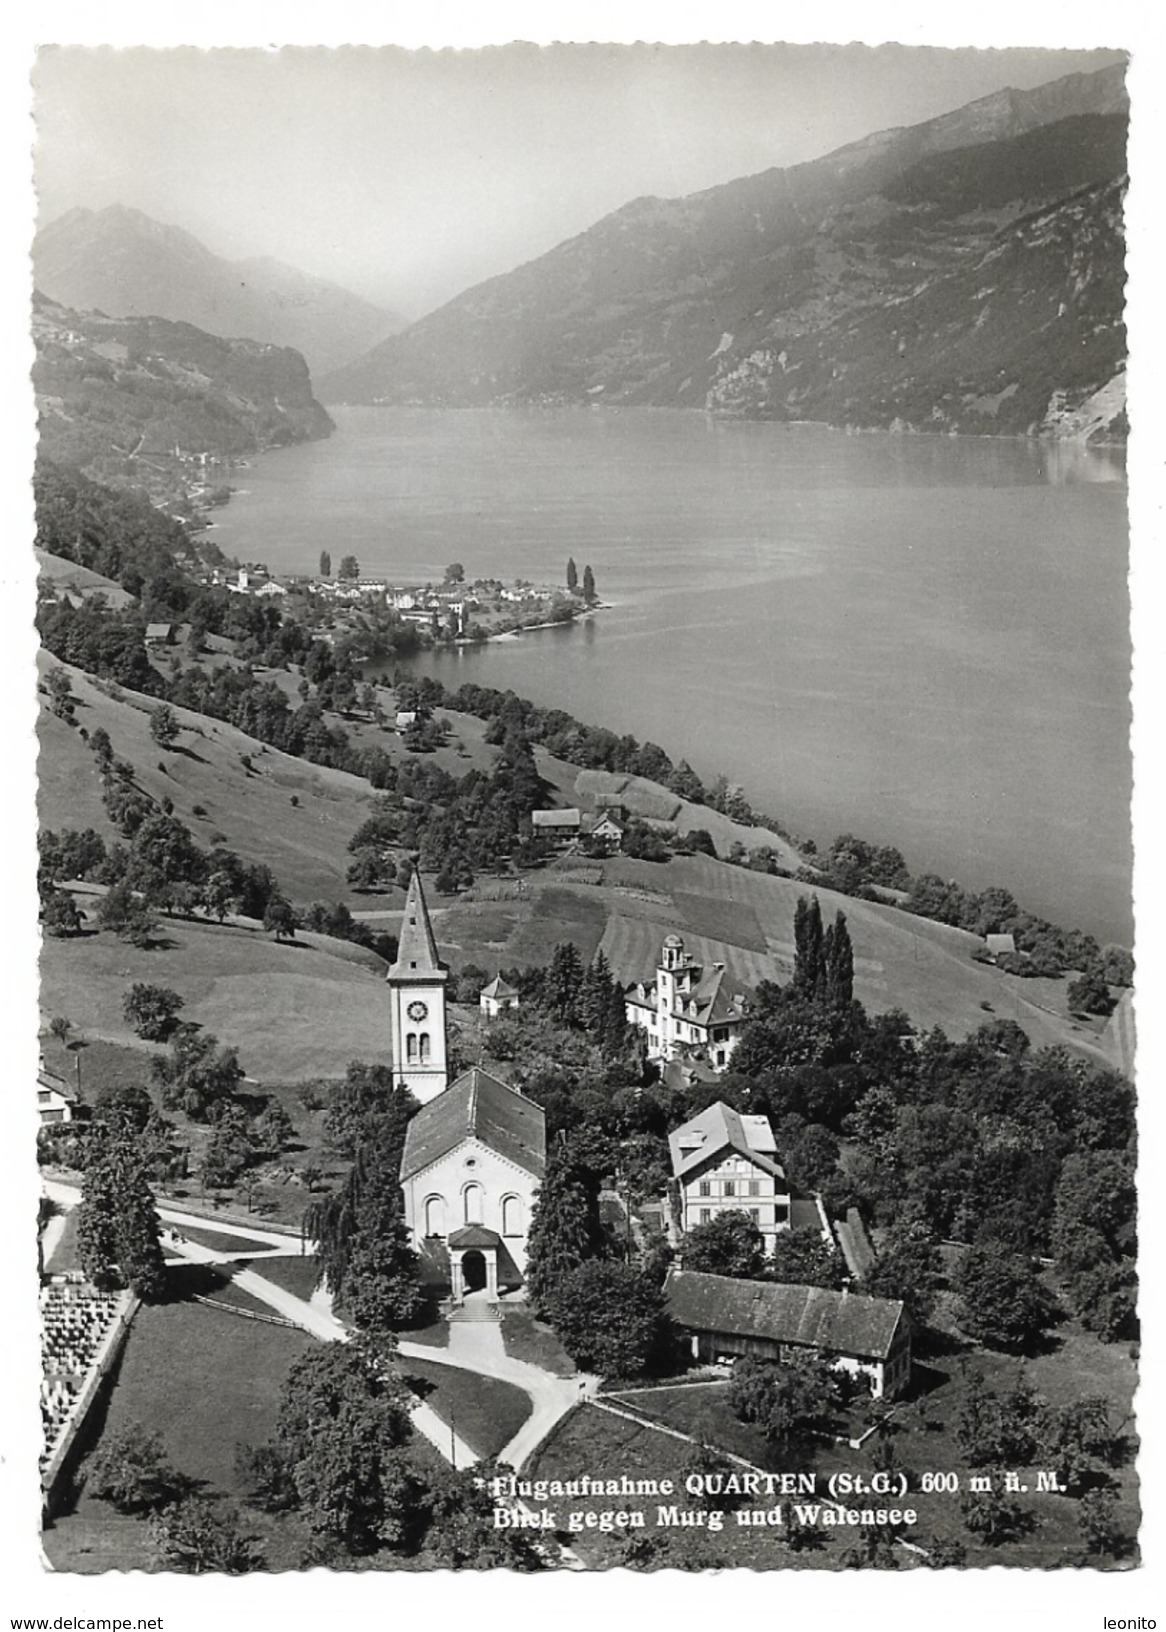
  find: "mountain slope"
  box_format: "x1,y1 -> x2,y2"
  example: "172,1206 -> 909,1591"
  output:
33,205 -> 405,378
321,65 -> 1126,439
33,293 -> 334,505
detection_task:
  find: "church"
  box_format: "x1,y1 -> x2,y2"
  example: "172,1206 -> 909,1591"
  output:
389,871 -> 546,1301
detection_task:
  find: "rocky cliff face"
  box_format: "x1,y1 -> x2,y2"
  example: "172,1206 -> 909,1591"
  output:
320,65 -> 1126,440
33,205 -> 405,379
33,294 -> 335,502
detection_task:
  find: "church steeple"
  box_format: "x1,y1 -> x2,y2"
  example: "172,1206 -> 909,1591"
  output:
386,868 -> 449,1104
389,869 -> 447,982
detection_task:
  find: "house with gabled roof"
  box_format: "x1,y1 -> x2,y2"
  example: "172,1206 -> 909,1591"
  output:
625,933 -> 749,1069
664,1268 -> 911,1399
479,974 -> 520,1019
400,1066 -> 545,1302
532,807 -> 582,843
669,1101 -> 792,1254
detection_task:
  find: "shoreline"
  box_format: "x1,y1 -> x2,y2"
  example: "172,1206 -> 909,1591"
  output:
193,416 -> 1129,947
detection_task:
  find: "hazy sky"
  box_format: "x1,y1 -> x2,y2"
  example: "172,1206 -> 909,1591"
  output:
34,41 -> 1127,321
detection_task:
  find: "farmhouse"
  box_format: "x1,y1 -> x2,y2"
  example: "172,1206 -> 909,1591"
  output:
37,1060 -> 79,1126
584,811 -> 624,853
532,808 -> 582,843
669,1101 -> 791,1253
400,1067 -> 546,1301
664,1269 -> 911,1400
625,933 -> 748,1069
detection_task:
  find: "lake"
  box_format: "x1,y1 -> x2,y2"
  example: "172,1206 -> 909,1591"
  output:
210,406 -> 1131,946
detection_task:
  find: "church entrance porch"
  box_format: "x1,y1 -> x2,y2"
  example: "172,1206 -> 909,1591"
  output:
447,1224 -> 502,1303
461,1249 -> 488,1294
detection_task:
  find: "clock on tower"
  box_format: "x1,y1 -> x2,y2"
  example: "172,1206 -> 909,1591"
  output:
386,871 -> 449,1104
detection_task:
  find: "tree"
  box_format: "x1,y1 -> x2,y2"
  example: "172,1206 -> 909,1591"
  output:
422,1464 -> 546,1570
566,557 -> 578,593
148,1498 -> 261,1573
582,564 -> 596,603
524,1141 -> 603,1314
337,555 -> 360,582
122,983 -> 185,1042
861,1217 -> 943,1326
96,880 -> 156,947
793,895 -> 826,997
1053,1151 -> 1136,1339
77,1130 -> 167,1300
542,1260 -> 666,1377
766,1228 -> 846,1290
336,1194 -> 424,1343
201,869 -> 236,923
1067,971 -> 1115,1018
683,1211 -> 767,1280
151,1027 -> 244,1122
45,667 -> 75,719
149,704 -> 180,748
955,1367 -> 1045,1467
263,896 -> 297,940
1077,1486 -> 1130,1560
959,1483 -> 1035,1548
201,1119 -> 254,1190
92,1082 -> 155,1135
728,1351 -> 841,1461
543,940 -> 584,1025
1041,1397 -> 1119,1494
48,1015 -> 73,1047
272,1343 -> 419,1553
319,550 -> 332,578
443,562 -> 465,584
954,1242 -> 1057,1351
85,1425 -> 189,1513
251,1101 -> 295,1156
41,885 -> 84,937
823,911 -> 855,1009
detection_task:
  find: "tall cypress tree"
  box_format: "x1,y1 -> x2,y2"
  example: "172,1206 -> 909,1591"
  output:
545,940 -> 584,1024
566,557 -> 578,593
793,895 -> 826,997
524,1141 -> 601,1315
78,1130 -> 167,1300
825,911 -> 855,1010
582,564 -> 596,603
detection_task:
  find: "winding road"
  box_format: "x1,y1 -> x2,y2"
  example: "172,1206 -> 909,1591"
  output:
41,1181 -> 589,1473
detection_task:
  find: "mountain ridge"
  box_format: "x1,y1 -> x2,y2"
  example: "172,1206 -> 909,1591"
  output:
33,292 -> 335,508
33,204 -> 405,379
320,64 -> 1127,440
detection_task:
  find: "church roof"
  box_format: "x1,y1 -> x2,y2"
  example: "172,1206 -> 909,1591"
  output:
401,1067 -> 546,1181
388,870 -> 447,982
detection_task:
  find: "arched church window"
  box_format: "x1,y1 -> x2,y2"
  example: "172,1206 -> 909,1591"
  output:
424,1195 -> 445,1237
502,1195 -> 523,1237
463,1183 -> 484,1225
419,1032 -> 431,1064
406,1033 -> 418,1063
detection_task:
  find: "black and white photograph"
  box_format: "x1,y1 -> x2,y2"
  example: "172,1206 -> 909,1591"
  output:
6,6 -> 1160,1616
